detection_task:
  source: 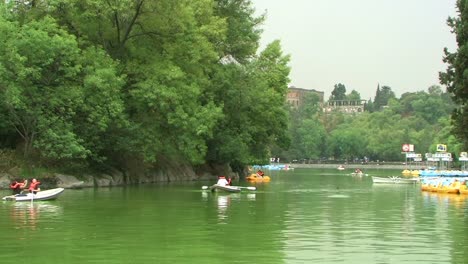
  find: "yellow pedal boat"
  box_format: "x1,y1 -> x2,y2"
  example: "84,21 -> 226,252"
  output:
246,174 -> 271,182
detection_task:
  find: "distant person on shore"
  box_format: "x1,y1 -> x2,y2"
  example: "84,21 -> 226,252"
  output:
10,179 -> 28,195
28,178 -> 41,194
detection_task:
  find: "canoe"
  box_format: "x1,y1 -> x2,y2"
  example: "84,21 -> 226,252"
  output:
2,188 -> 65,202
246,174 -> 271,182
372,176 -> 419,184
209,184 -> 241,193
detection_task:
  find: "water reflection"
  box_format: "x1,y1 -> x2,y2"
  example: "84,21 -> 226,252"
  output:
215,193 -> 241,222
246,193 -> 256,201
9,202 -> 62,230
422,191 -> 467,209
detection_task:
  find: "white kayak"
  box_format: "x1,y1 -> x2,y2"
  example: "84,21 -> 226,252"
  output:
201,185 -> 256,193
2,188 -> 65,202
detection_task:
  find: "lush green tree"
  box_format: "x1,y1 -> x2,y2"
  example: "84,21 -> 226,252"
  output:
346,90 -> 361,101
374,85 -> 396,110
327,124 -> 368,161
321,111 -> 346,133
431,117 -> 464,157
49,0 -> 228,164
214,0 -> 264,63
0,15 -> 125,161
366,98 -> 375,112
298,119 -> 326,160
329,83 -> 346,101
283,92 -> 325,162
229,40 -> 291,164
440,0 -> 468,148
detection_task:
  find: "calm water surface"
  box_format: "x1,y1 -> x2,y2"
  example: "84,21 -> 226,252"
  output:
0,168 -> 467,264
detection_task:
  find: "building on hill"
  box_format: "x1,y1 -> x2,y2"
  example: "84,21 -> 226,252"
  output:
287,86 -> 324,108
324,99 -> 367,114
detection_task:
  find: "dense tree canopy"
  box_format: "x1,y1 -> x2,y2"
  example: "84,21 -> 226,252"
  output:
440,0 -> 468,148
0,0 -> 291,174
329,83 -> 346,101
278,86 -> 459,164
0,0 -> 464,176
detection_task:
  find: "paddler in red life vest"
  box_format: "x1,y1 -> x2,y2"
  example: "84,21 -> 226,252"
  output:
9,179 -> 28,194
28,178 -> 41,194
256,170 -> 265,178
216,176 -> 229,186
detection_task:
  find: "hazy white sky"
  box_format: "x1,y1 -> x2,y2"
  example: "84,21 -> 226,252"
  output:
252,0 -> 458,100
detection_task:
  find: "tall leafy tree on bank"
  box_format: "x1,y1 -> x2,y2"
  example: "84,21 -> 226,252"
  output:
206,40 -> 291,167
0,0 -> 291,173
0,14 -> 125,161
45,0 -> 227,164
440,0 -> 468,148
203,2 -> 290,169
214,0 -> 264,63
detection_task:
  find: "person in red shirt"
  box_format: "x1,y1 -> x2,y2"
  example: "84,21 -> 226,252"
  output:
28,178 -> 41,194
10,179 -> 28,194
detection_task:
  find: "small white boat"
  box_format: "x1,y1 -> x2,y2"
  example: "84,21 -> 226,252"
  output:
201,185 -> 256,193
351,172 -> 368,177
209,184 -> 241,193
2,188 -> 65,202
372,176 -> 419,184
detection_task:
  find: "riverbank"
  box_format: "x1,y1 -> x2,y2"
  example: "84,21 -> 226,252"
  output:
288,163 -> 415,170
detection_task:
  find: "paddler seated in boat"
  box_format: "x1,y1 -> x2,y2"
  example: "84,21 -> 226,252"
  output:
216,176 -> 229,186
28,178 -> 41,194
355,168 -> 363,174
256,170 -> 265,178
9,179 -> 28,195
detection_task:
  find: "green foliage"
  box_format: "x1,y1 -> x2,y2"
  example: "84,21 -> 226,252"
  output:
214,0 -> 264,63
0,0 -> 462,176
206,39 -> 291,167
329,83 -> 346,100
286,85 -> 461,163
440,0 -> 468,148
346,90 -> 361,101
328,124 -> 368,160
0,15 -> 125,161
373,85 -> 396,110
283,92 -> 325,161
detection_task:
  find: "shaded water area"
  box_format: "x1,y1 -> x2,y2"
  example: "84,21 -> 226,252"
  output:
1,168 -> 467,264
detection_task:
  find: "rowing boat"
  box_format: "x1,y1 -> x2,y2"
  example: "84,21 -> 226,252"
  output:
2,188 -> 65,202
201,185 -> 256,193
209,184 -> 241,193
372,176 -> 419,184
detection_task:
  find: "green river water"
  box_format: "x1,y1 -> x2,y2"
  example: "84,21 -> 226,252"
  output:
0,168 -> 467,264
